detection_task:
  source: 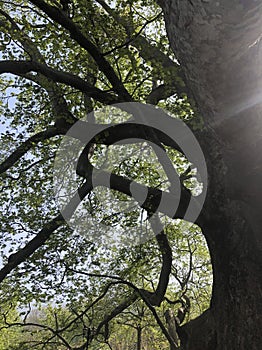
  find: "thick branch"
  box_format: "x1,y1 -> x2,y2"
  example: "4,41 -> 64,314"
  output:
5,120 -> 183,167
29,0 -> 132,101
74,122 -> 200,223
0,60 -> 120,104
150,215 -> 172,306
91,169 -> 193,221
0,214 -> 64,283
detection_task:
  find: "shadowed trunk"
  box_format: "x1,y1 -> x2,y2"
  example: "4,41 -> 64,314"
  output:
159,1 -> 262,349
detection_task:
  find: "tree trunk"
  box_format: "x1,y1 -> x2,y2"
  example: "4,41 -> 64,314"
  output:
159,1 -> 262,349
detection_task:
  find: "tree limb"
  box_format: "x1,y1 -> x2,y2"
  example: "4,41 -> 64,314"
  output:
0,9 -> 79,126
0,127 -> 59,175
70,270 -> 176,350
0,321 -> 72,349
147,215 -> 172,306
93,169 -> 193,221
29,0 -> 132,101
0,60 -> 120,104
0,181 -> 93,283
95,0 -> 187,103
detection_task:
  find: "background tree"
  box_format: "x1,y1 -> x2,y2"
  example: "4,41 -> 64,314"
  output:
0,298 -> 22,350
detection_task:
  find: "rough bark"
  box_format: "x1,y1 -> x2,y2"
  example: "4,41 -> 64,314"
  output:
159,1 -> 262,349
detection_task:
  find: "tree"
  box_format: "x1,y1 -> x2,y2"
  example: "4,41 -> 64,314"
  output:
158,0 -> 262,349
0,301 -> 22,350
1,0 -> 258,349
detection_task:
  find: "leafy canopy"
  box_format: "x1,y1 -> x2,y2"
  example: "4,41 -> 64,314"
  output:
0,0 -> 211,348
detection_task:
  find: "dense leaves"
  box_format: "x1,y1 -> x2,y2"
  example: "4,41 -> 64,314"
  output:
0,0 -> 212,348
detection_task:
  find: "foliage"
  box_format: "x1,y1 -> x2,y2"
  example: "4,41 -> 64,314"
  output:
0,299 -> 21,350
0,0 -> 212,348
